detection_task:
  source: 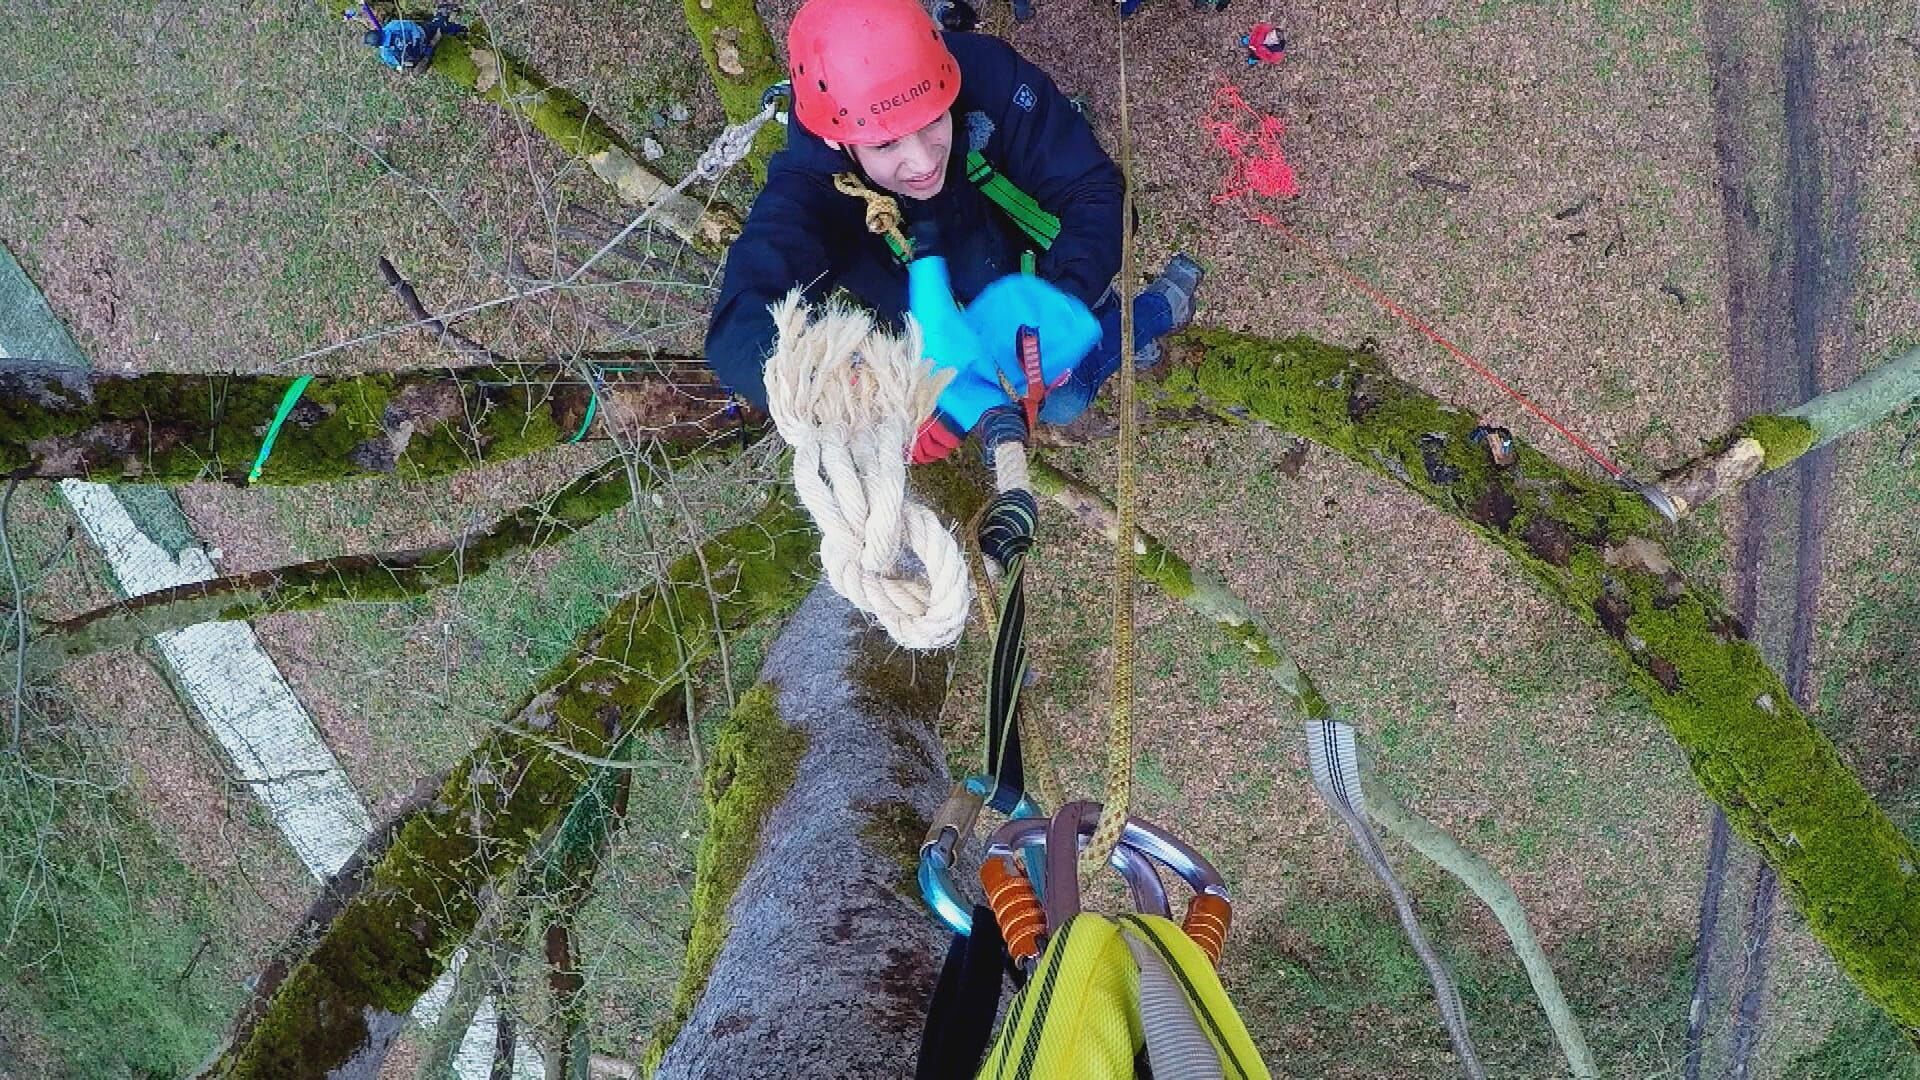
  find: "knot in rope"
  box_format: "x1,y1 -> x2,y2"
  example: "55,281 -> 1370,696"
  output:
694,103 -> 776,180
833,172 -> 912,255
764,290 -> 972,650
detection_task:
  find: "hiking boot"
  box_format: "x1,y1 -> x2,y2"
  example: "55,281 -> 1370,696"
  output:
1144,252 -> 1204,328
1133,253 -> 1204,368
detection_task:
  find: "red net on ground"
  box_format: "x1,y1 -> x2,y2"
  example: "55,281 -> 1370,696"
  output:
1200,83 -> 1299,206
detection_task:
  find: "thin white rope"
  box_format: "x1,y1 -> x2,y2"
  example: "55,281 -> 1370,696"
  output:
764,290 -> 973,650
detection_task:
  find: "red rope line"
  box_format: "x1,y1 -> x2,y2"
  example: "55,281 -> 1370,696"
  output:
1202,83 -> 1625,479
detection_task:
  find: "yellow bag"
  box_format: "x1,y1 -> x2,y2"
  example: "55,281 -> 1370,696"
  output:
977,914 -> 1270,1080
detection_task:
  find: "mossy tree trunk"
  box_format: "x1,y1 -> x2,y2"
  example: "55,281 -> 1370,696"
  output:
681,0 -> 787,182
199,495 -> 816,1080
0,360 -> 757,485
1169,330 -> 1920,1037
652,584 -> 954,1078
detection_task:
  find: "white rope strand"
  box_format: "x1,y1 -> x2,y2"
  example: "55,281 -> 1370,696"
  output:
764,291 -> 972,650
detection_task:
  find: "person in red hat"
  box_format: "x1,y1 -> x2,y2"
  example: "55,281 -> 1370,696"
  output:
705,0 -> 1203,460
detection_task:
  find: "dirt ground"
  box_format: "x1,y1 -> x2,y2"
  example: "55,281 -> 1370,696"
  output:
0,0 -> 1914,1074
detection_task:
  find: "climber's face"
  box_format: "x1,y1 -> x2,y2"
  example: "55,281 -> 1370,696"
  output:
849,111 -> 953,200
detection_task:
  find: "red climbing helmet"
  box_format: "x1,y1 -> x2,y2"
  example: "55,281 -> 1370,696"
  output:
786,0 -> 962,145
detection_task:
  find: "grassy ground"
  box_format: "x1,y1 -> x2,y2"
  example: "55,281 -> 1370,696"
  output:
0,486 -> 308,1076
0,0 -> 1914,1075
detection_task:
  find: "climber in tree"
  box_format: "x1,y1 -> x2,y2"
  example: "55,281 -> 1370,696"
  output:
704,0 -> 1203,461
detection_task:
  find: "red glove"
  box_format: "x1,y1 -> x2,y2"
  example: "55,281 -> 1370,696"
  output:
909,414 -> 965,465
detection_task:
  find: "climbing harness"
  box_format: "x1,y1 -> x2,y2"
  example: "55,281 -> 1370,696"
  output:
964,152 -> 1061,252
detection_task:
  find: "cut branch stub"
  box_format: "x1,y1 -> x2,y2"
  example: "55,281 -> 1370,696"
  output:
203,495 -> 816,1079
1176,329 -> 1920,1034
0,361 -> 758,486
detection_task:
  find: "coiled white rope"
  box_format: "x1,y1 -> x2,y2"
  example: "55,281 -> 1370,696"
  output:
764,290 -> 973,650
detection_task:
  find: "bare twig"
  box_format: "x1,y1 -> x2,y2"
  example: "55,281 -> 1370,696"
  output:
378,257 -> 516,367
1409,168 -> 1471,193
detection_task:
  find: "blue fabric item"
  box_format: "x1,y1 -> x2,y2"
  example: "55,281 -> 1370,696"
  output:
911,261 -> 1098,434
961,274 -> 1099,396
1036,290 -> 1174,424
375,20 -> 427,69
907,255 -> 983,373
705,33 -> 1125,412
907,254 -> 1000,432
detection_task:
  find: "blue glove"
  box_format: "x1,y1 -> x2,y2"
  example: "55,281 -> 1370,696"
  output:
961,274 -> 1101,398
908,253 -> 1009,434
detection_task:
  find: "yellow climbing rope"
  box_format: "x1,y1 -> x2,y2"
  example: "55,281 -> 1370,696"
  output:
1078,5 -> 1139,887
834,172 -> 912,257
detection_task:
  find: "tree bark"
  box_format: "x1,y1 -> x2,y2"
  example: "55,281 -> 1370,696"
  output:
1650,342 -> 1920,517
0,360 -> 755,485
653,584 -> 953,1078
200,495 -> 815,1079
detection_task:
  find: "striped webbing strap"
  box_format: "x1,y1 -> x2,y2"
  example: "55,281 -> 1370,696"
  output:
1303,719 -> 1484,1073
979,488 -> 1037,814
1304,718 -> 1365,815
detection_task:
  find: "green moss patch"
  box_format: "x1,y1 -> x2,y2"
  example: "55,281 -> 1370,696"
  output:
646,683 -> 808,1067
1734,413 -> 1819,470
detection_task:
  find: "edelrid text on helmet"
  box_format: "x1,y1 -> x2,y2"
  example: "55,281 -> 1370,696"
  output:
787,0 -> 961,145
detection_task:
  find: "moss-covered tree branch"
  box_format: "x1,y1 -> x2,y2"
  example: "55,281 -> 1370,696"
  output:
644,683 -> 807,1070
200,494 -> 816,1079
18,442 -> 753,671
537,760 -> 633,1080
1358,767 -> 1598,1077
1171,330 -> 1920,1035
681,0 -> 786,181
381,16 -> 741,252
0,360 -> 759,485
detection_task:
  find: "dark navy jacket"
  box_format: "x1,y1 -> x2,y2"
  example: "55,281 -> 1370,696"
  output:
704,33 -> 1124,411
